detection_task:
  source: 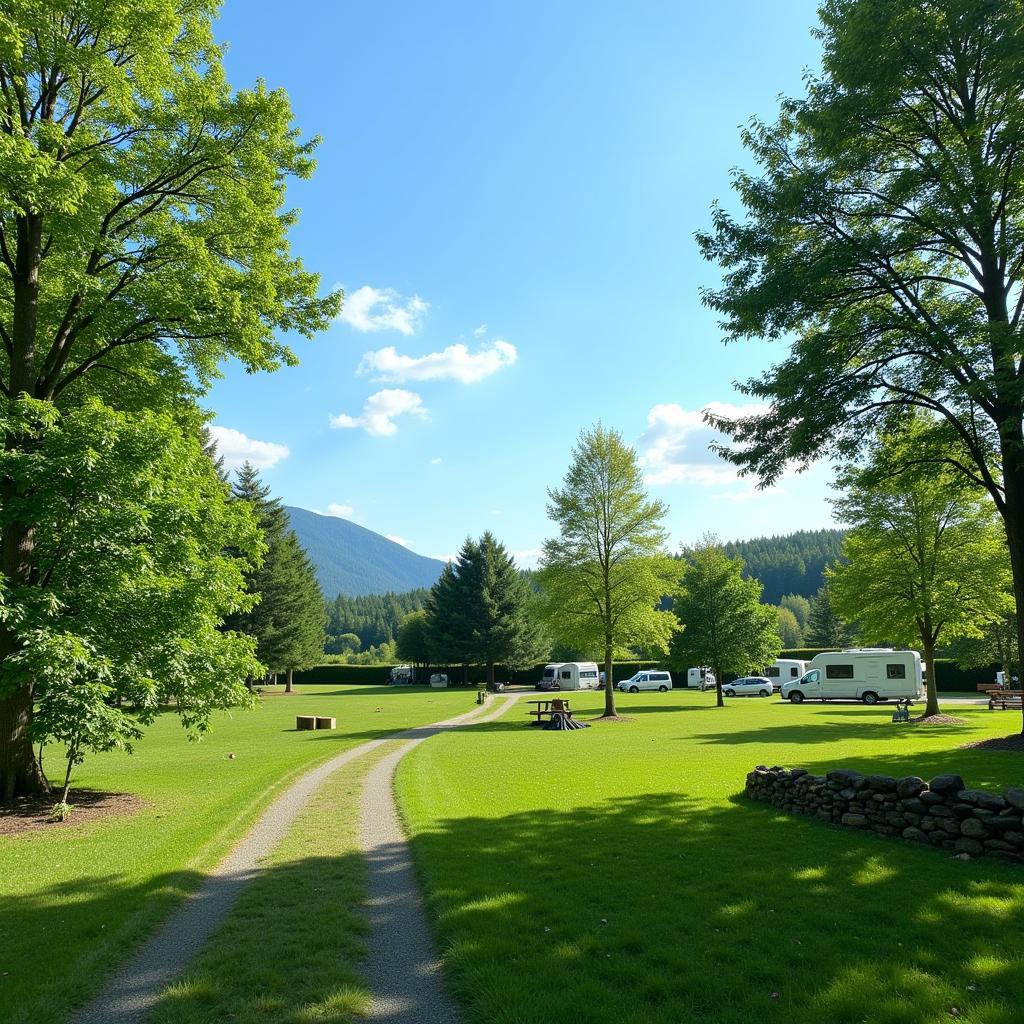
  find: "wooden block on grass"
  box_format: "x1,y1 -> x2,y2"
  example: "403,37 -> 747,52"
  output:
296,715 -> 317,730
315,716 -> 336,730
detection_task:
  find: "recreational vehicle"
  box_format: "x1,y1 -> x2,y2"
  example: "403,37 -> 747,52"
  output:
553,662 -> 601,690
780,649 -> 923,704
389,665 -> 415,685
538,663 -> 564,691
686,666 -> 715,690
762,659 -> 808,692
429,673 -> 448,688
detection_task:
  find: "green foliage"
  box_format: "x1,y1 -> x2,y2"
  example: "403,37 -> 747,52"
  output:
422,535 -> 548,681
326,589 -> 430,650
780,593 -> 811,632
719,530 -> 846,603
395,610 -> 432,667
805,584 -> 854,648
775,606 -> 804,649
0,397 -> 262,788
223,463 -> 326,675
671,538 -> 781,704
537,424 -> 679,715
48,801 -> 73,822
829,423 -> 1012,713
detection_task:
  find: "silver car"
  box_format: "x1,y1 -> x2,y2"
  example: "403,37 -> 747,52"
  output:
723,676 -> 774,698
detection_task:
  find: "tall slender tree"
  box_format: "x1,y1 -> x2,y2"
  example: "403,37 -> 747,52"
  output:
538,424 -> 679,718
698,0 -> 1024,734
805,584 -> 853,649
0,4 -> 338,797
829,424 -> 1011,718
671,538 -> 780,708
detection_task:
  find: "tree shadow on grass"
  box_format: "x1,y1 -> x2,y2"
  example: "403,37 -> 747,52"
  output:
405,791 -> 1024,1024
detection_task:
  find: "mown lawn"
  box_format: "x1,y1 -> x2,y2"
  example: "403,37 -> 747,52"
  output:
397,691 -> 1024,1024
0,685 -> 472,1024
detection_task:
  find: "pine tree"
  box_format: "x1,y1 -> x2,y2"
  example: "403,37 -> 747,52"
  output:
805,584 -> 853,649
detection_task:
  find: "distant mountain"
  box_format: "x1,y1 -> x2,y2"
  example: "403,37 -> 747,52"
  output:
285,506 -> 445,598
722,528 -> 846,604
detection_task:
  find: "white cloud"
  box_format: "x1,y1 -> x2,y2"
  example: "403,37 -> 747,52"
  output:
429,457 -> 443,465
637,402 -> 768,488
326,503 -> 355,518
386,534 -> 409,547
338,285 -> 429,335
208,426 -> 290,472
357,339 -> 517,384
473,324 -> 488,337
513,547 -> 544,570
329,389 -> 428,437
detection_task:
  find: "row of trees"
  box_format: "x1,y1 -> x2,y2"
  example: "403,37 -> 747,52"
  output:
325,589 -> 429,652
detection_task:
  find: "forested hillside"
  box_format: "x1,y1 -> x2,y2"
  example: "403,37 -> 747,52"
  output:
326,589 -> 430,650
722,529 -> 846,603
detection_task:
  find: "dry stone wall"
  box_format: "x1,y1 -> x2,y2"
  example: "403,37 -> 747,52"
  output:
745,766 -> 1024,864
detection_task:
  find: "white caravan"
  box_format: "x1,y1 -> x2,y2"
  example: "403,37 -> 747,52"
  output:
389,665 -> 415,685
686,666 -> 715,689
538,663 -> 565,691
552,661 -> 601,690
781,649 -> 924,705
763,659 -> 808,692
429,673 -> 448,688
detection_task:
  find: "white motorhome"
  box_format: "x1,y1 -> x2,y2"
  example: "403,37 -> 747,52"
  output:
781,649 -> 923,705
763,659 -> 808,692
389,665 -> 415,685
552,661 -> 601,690
686,667 -> 715,689
538,663 -> 565,691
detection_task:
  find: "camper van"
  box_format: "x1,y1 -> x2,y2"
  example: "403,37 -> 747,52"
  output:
686,667 -> 715,690
762,659 -> 808,693
389,665 -> 415,685
618,669 -> 673,693
538,663 -> 564,691
552,662 -> 601,691
781,649 -> 923,705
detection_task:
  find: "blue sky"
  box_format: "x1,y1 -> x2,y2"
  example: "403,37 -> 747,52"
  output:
207,0 -> 838,565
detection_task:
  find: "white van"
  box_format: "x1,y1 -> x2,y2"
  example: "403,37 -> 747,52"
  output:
538,663 -> 564,691
686,666 -> 715,689
618,669 -> 673,693
781,649 -> 923,705
389,665 -> 414,685
763,659 -> 808,692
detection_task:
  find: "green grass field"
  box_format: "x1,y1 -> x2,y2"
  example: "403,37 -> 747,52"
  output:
397,692 -> 1024,1024
0,685 -> 472,1024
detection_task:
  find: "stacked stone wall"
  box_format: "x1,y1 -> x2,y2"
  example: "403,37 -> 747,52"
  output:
745,766 -> 1024,864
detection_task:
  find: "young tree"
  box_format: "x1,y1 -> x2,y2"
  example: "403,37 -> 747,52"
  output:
775,606 -> 804,649
671,538 -> 780,708
4,399 -> 262,802
780,594 -> 811,634
0,5 -> 338,797
698,0 -> 1024,733
805,584 -> 853,649
829,428 -> 1011,718
538,424 -> 679,718
396,610 -> 432,675
274,534 -> 327,693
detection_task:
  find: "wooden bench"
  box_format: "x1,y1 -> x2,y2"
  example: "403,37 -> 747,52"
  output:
296,715 -> 317,730
526,699 -> 573,724
988,689 -> 1024,710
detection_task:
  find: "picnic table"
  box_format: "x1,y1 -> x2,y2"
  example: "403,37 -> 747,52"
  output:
526,698 -> 573,725
986,688 -> 1024,711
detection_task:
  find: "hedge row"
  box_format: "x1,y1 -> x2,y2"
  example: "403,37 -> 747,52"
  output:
292,653 -> 1002,692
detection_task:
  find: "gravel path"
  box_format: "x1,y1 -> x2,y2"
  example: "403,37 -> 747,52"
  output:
360,695 -> 517,1023
69,694 -> 516,1024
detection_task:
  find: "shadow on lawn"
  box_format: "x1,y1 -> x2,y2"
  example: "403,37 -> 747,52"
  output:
407,790 -> 1024,1024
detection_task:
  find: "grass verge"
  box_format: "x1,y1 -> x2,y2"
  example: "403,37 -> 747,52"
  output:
397,690 -> 1024,1024
0,685 -> 473,1024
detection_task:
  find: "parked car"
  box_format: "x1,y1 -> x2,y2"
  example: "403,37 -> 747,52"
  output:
617,670 -> 673,693
723,676 -> 774,698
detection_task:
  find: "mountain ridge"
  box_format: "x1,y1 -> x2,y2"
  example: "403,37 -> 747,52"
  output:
285,506 -> 445,598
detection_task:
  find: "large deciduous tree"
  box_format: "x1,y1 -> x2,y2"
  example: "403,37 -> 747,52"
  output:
0,3 -> 337,796
829,424 -> 1011,718
697,0 -> 1024,731
671,538 -> 780,708
538,424 -> 679,718
3,398 -> 262,802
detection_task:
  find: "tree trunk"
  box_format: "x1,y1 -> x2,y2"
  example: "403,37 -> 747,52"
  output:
486,661 -> 495,687
0,685 -> 47,802
1000,445 -> 1024,735
285,669 -> 294,694
922,634 -> 940,718
714,665 -> 724,708
603,645 -> 616,717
